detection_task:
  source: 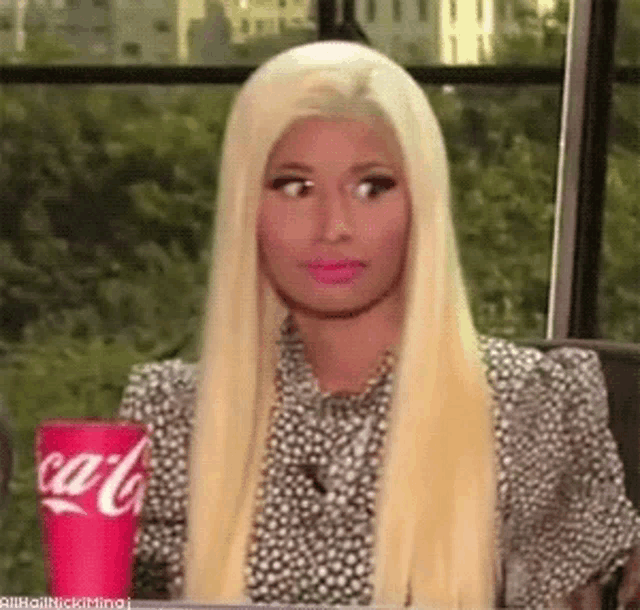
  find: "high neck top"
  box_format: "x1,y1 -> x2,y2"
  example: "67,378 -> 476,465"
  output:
245,312 -> 398,605
276,312 -> 397,403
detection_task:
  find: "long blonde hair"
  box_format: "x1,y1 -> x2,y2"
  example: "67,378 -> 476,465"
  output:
185,41 -> 496,608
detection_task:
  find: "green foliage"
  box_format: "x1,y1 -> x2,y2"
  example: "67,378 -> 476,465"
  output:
492,0 -> 568,64
616,0 -> 640,65
600,147 -> 640,341
428,84 -> 559,337
0,32 -> 80,64
453,135 -> 554,338
0,85 -> 231,345
23,33 -> 79,63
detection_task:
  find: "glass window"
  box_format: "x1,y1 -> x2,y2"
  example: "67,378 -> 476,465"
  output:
393,0 -> 401,22
91,41 -> 108,54
122,41 -> 141,57
367,0 -> 376,23
0,0 -> 576,65
477,34 -> 484,62
599,0 -> 640,342
155,19 -> 170,33
418,0 -> 427,22
615,0 -> 640,65
93,0 -> 108,7
450,34 -> 457,63
426,84 -> 562,338
495,0 -> 505,21
0,16 -> 12,30
599,88 -> 640,342
256,19 -> 264,34
503,0 -> 511,21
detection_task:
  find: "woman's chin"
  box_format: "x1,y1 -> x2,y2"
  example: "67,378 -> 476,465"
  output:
284,295 -> 385,320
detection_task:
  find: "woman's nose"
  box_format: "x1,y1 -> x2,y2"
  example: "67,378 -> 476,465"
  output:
317,188 -> 354,242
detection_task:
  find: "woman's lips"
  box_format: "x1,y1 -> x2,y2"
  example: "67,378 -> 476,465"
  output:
307,261 -> 365,284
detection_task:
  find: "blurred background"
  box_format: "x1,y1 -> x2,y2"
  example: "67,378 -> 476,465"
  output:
0,0 -> 638,595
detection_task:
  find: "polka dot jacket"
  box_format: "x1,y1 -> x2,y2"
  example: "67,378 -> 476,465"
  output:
117,315 -> 640,608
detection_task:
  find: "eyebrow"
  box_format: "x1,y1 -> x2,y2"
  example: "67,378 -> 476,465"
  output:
270,162 -> 394,174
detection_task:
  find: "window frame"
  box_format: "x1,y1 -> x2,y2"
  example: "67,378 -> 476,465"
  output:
547,0 -> 624,340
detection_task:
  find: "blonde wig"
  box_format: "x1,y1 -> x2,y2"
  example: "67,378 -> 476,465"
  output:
185,41 -> 497,608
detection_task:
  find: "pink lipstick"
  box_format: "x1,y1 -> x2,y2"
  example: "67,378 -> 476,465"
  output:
307,260 -> 365,284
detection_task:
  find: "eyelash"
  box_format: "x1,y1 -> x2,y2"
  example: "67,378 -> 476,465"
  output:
269,175 -> 397,199
270,176 -> 314,197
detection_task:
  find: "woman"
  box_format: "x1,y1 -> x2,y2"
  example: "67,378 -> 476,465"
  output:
117,40 -> 640,607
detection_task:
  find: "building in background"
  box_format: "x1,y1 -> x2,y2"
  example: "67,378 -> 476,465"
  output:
188,0 -> 314,64
225,0 -> 313,44
0,0 -> 558,65
356,0 -> 559,65
188,0 -> 560,65
112,0 -> 178,64
0,0 -> 178,63
187,0 -> 233,64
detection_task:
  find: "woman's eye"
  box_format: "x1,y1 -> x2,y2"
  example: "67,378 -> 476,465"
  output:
354,176 -> 397,200
271,177 -> 313,198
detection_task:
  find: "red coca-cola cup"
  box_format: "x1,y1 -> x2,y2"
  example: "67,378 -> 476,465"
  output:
35,418 -> 151,599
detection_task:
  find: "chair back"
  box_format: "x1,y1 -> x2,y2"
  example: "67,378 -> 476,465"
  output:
520,339 -> 640,509
518,340 -> 640,608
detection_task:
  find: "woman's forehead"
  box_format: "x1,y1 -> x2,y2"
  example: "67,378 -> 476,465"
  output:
267,116 -> 404,167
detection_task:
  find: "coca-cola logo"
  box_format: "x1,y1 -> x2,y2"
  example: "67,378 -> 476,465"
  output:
37,435 -> 149,518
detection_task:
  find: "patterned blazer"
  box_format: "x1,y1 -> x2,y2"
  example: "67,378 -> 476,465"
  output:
117,336 -> 640,608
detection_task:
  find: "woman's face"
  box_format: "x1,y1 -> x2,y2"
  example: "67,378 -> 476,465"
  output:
257,116 -> 411,318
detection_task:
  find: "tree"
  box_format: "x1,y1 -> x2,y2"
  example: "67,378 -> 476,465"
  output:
0,85 -> 223,349
0,32 -> 79,64
616,0 -> 640,65
232,25 -> 316,63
